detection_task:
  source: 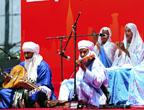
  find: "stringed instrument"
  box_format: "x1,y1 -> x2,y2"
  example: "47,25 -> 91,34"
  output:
2,65 -> 38,90
76,54 -> 95,66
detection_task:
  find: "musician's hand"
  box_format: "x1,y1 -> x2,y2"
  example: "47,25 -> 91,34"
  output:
29,88 -> 38,96
4,75 -> 12,83
39,86 -> 52,99
95,42 -> 100,51
76,54 -> 95,72
124,49 -> 130,57
76,60 -> 86,71
79,62 -> 86,72
118,42 -> 126,51
118,48 -> 130,57
118,50 -> 122,57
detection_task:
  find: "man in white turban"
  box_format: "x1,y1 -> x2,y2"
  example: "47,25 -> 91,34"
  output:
112,23 -> 144,67
94,27 -> 117,68
0,41 -> 56,108
58,40 -> 108,107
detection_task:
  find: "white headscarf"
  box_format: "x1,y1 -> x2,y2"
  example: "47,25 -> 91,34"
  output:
113,23 -> 144,66
123,23 -> 143,54
22,41 -> 43,82
97,27 -> 116,62
98,27 -> 112,45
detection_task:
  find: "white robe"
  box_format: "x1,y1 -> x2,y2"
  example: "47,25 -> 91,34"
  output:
94,41 -> 117,63
95,27 -> 117,65
112,23 -> 144,67
58,55 -> 107,107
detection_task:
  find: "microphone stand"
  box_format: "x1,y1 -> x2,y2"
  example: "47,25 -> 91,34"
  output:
46,31 -> 98,82
46,12 -> 101,107
71,12 -> 81,101
60,38 -> 64,81
62,12 -> 81,102
46,36 -> 67,81
46,29 -> 96,82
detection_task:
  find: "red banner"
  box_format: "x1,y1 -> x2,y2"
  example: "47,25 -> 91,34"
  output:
21,0 -> 144,96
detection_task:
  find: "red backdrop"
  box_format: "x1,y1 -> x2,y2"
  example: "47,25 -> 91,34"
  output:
21,0 -> 144,96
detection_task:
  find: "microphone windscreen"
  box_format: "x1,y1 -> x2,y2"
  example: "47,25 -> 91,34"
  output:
99,33 -> 106,37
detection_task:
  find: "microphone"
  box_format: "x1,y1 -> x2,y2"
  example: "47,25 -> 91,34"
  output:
58,51 -> 70,60
7,55 -> 20,60
92,32 -> 107,37
99,33 -> 107,37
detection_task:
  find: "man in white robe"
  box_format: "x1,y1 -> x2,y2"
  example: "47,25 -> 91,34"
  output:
94,27 -> 117,68
58,40 -> 108,107
112,23 -> 144,67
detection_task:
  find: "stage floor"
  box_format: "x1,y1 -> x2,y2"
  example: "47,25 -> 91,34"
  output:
2,104 -> 144,110
1,100 -> 144,109
2,106 -> 144,110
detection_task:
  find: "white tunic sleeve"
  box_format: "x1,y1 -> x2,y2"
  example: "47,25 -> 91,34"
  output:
83,58 -> 107,88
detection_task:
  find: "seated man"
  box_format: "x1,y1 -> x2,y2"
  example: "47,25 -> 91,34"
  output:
0,41 -> 56,108
58,40 -> 108,107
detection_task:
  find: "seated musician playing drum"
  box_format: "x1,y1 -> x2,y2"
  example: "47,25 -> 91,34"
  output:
0,41 -> 56,108
58,40 -> 108,107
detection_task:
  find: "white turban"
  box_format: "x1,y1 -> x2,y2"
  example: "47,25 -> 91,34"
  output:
22,42 -> 43,82
78,40 -> 94,51
22,42 -> 40,54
